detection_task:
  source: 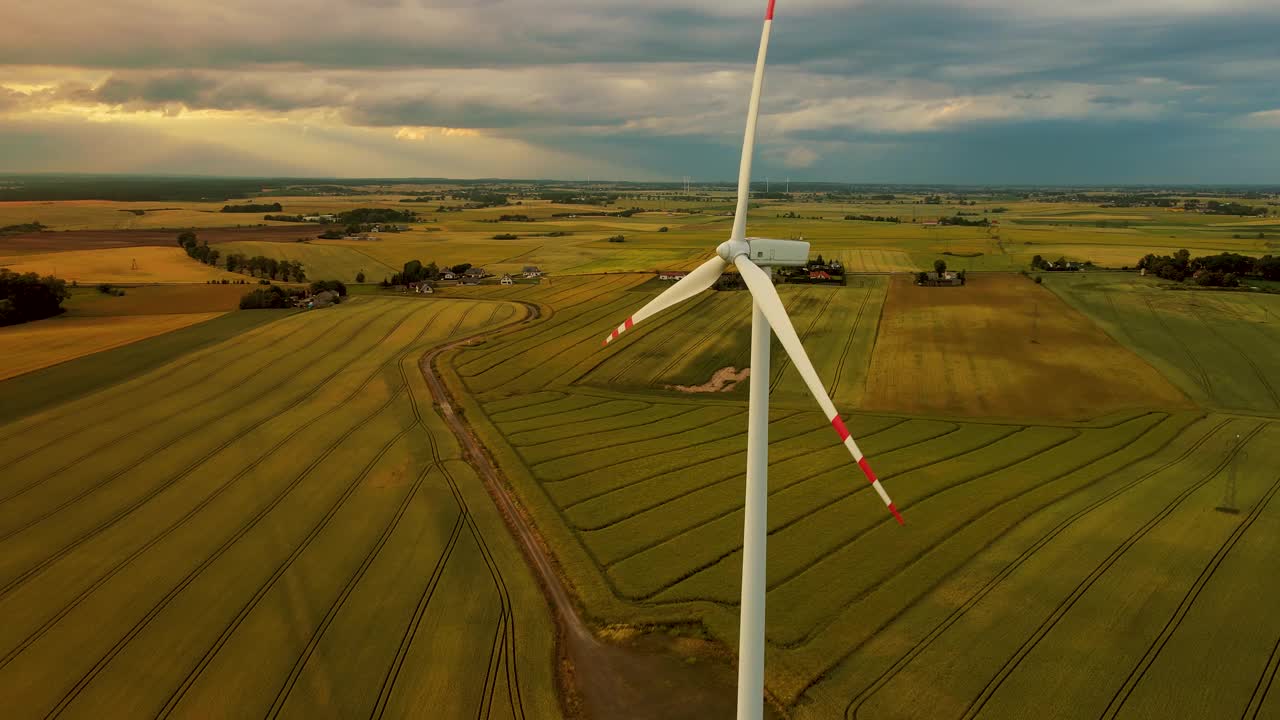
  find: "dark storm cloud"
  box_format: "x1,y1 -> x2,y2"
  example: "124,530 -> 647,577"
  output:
3,0 -> 1279,181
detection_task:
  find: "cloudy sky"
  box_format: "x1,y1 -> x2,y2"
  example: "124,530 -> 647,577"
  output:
2,0 -> 1279,183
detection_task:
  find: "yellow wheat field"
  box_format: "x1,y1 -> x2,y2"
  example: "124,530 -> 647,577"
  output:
0,246 -> 236,284
0,312 -> 224,380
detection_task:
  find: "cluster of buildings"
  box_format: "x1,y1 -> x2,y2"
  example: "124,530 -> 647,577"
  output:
399,265 -> 544,293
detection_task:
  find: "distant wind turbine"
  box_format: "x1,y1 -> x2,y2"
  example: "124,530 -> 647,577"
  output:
600,2 -> 904,717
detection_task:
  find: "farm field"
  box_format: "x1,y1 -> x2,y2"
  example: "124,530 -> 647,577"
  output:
6,187 -> 1280,718
217,240 -> 402,284
0,312 -> 226,381
435,272 -> 1280,718
0,310 -> 292,424
0,225 -> 323,254
10,194 -> 1275,287
62,284 -> 250,315
860,274 -> 1191,419
0,246 -> 238,284
0,297 -> 558,719
1043,273 -> 1280,414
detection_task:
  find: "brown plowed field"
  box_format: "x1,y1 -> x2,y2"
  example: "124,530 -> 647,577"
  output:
0,225 -> 323,253
860,273 -> 1191,419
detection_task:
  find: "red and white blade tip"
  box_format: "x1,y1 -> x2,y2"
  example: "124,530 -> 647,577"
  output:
766,0 -> 776,20
602,316 -> 634,346
830,415 -> 905,525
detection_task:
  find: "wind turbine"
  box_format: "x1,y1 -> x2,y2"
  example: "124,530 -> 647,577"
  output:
600,1 -> 904,718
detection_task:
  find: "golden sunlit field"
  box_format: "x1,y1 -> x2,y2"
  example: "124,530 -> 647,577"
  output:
0,312 -> 226,380
0,246 -> 238,284
859,274 -> 1191,419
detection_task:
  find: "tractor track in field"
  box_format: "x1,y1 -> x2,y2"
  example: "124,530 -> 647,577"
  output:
601,291 -> 709,386
580,418 -> 920,536
1247,632 -> 1280,719
0,302 -> 448,669
828,286 -> 872,399
48,303 -> 487,717
0,304 -> 299,447
621,422 -> 1026,606
1101,470 -> 1280,719
151,422 -> 419,719
0,304 -> 415,595
486,393 -> 580,422
0,302 -> 401,535
465,293 -> 637,385
423,300 -> 745,720
538,406 -> 760,485
1143,295 -> 1213,398
650,294 -> 725,383
593,422 -> 957,580
1188,303 -> 1280,410
771,287 -> 835,394
517,406 -> 708,465
550,410 -> 804,505
152,304 -> 490,719
0,302 -> 350,475
505,399 -> 653,439
41,392 -> 412,718
840,415 -> 1227,718
268,303 -> 526,720
455,276 -> 631,378
369,512 -> 465,719
954,421 -> 1266,720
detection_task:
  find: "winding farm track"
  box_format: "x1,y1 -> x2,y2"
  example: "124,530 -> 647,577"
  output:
422,299 -> 741,720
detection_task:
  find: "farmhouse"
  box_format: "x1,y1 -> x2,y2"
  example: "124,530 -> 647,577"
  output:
809,270 -> 832,281
500,274 -> 514,285
919,270 -> 964,286
658,270 -> 688,281
441,271 -> 457,280
464,267 -> 489,279
522,265 -> 544,278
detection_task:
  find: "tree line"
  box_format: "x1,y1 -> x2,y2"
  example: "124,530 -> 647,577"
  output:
939,215 -> 990,227
177,231 -> 221,267
0,269 -> 68,326
845,214 -> 902,223
221,203 -> 283,213
224,253 -> 307,282
1137,250 -> 1280,286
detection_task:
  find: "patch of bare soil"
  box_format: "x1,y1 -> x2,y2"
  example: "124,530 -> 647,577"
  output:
667,366 -> 750,393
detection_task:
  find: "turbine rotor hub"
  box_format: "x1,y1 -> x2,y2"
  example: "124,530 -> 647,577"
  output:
717,239 -> 751,262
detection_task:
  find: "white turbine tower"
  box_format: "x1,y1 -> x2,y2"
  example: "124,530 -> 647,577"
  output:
601,1 -> 904,717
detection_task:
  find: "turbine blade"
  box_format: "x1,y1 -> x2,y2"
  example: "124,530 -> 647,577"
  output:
734,256 -> 904,524
729,0 -> 776,243
602,255 -> 727,346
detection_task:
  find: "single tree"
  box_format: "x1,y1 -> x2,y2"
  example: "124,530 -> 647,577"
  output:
934,259 -> 947,275
356,270 -> 366,283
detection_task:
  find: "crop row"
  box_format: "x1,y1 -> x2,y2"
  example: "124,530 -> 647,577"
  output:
0,298 -> 546,719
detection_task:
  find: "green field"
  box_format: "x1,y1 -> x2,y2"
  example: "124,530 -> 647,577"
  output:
437,272 -> 1280,719
1043,273 -> 1280,414
0,297 -> 557,719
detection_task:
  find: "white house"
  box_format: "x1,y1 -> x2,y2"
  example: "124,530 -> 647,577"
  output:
500,274 -> 514,285
658,271 -> 688,281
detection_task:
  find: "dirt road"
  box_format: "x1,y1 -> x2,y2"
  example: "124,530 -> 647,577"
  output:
418,299 -> 745,720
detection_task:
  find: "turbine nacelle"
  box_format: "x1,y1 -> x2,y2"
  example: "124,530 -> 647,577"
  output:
716,237 -> 810,267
